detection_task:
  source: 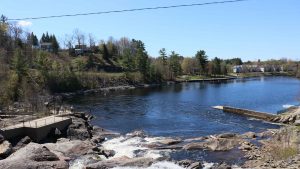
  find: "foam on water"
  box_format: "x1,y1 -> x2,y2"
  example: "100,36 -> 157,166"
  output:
283,104 -> 294,109
102,135 -> 171,160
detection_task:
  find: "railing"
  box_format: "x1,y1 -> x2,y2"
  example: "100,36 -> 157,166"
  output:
1,114 -> 71,130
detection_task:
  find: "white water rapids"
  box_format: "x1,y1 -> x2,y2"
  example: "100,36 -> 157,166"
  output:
69,132 -> 218,169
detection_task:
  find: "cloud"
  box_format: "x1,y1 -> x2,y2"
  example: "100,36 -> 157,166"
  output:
17,20 -> 32,27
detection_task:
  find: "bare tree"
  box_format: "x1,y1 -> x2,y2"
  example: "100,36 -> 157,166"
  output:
88,33 -> 96,48
73,29 -> 86,46
64,34 -> 74,49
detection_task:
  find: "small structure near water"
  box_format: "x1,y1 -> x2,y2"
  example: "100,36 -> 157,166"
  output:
213,106 -> 277,122
0,115 -> 72,142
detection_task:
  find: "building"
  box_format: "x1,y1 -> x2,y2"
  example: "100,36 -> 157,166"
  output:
40,42 -> 53,52
74,44 -> 88,56
233,65 -> 243,73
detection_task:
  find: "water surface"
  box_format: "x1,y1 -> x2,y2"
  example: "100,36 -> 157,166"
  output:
69,77 -> 300,138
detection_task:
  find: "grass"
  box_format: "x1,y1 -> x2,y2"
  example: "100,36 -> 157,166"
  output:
177,74 -> 229,81
269,145 -> 298,160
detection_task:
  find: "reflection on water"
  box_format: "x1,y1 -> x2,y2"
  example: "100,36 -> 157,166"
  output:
69,77 -> 300,137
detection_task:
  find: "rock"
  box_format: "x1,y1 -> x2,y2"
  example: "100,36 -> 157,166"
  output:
294,120 -> 300,126
44,140 -> 94,157
54,128 -> 62,136
211,162 -> 231,169
13,136 -> 32,151
101,149 -> 115,158
217,133 -> 237,138
0,134 -> 4,144
127,130 -> 147,138
158,138 -> 182,145
67,128 -> 92,140
189,162 -> 202,169
242,132 -> 256,139
185,137 -> 206,142
86,157 -> 154,169
91,136 -> 106,144
0,143 -> 68,169
30,146 -> 60,161
183,138 -> 240,151
177,160 -> 203,169
238,141 -> 255,151
0,140 -> 12,158
183,142 -> 206,150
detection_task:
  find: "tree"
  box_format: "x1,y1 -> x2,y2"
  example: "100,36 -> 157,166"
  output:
195,50 -> 208,75
159,48 -> 168,65
121,48 -> 134,71
132,39 -> 149,77
100,43 -> 110,60
169,51 -> 182,78
106,37 -> 118,60
211,57 -> 221,75
74,29 -> 85,46
220,61 -> 228,75
12,49 -> 28,81
51,35 -> 59,54
181,57 -> 198,75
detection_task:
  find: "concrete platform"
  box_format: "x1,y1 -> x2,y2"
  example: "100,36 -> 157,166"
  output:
0,115 -> 72,142
213,105 -> 277,122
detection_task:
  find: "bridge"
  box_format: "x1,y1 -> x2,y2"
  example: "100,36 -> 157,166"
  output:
0,115 -> 72,142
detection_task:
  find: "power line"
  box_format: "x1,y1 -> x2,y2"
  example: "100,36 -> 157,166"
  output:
8,0 -> 250,21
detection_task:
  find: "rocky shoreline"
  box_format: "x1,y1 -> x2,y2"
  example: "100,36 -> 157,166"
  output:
1,107 -> 300,169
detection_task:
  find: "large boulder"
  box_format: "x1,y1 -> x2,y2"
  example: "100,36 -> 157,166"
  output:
86,156 -> 154,169
157,138 -> 182,145
183,138 -> 241,151
176,160 -> 203,169
44,140 -> 94,157
0,143 -> 68,169
0,140 -> 12,158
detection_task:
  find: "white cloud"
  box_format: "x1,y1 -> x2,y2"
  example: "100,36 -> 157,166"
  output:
17,20 -> 32,27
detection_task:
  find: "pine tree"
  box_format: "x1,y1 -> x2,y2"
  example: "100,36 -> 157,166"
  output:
45,32 -> 50,42
195,50 -> 208,75
159,48 -> 168,65
41,33 -> 46,43
51,35 -> 59,54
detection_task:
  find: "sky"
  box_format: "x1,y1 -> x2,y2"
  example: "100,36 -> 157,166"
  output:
1,0 -> 300,61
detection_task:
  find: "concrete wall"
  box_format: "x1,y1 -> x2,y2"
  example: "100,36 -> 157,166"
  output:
223,106 -> 276,121
0,118 -> 72,142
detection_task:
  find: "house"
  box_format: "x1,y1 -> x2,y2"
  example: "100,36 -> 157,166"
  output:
259,67 -> 265,72
75,44 -> 88,55
233,65 -> 243,73
40,42 -> 53,52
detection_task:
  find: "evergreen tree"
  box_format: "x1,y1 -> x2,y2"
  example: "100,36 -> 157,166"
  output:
41,33 -> 46,43
195,50 -> 208,75
132,40 -> 149,77
51,35 -> 59,54
159,48 -> 168,65
12,49 -> 28,82
45,32 -> 50,42
212,57 -> 221,75
100,43 -> 110,60
169,51 -> 182,78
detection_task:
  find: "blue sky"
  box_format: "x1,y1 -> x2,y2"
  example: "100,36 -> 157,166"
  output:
1,0 -> 300,61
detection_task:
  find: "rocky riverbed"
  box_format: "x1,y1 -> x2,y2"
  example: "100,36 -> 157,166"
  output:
1,108 -> 300,169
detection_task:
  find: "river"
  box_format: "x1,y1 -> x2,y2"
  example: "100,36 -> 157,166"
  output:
69,76 -> 300,165
70,77 -> 300,137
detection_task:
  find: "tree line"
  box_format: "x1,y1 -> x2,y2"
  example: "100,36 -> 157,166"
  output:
1,14 -> 299,111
